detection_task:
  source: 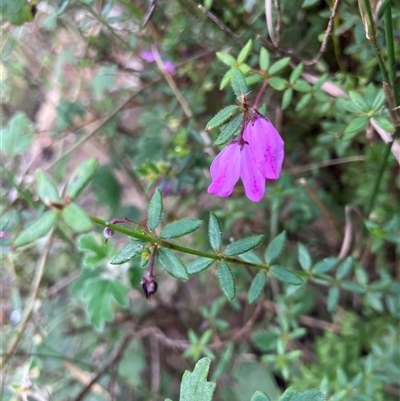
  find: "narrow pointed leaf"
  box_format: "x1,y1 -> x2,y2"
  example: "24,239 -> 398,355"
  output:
270,265 -> 304,285
225,235 -> 264,256
259,47 -> 270,70
248,271 -> 267,304
349,91 -> 369,112
216,52 -> 236,66
313,257 -> 339,273
36,170 -> 61,205
231,67 -> 248,99
343,117 -> 369,140
298,243 -> 312,271
187,257 -> 214,274
217,262 -> 235,300
147,188 -> 163,231
13,210 -> 59,247
110,241 -> 144,264
62,203 -> 92,233
327,287 -> 340,312
206,105 -> 239,131
251,391 -> 272,401
265,231 -> 286,263
66,159 -> 99,200
237,39 -> 252,64
160,218 -> 203,239
208,213 -> 222,251
268,57 -> 290,75
158,248 -> 189,280
214,113 -> 243,146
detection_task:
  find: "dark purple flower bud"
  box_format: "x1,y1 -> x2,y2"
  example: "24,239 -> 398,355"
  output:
103,227 -> 115,244
141,275 -> 158,300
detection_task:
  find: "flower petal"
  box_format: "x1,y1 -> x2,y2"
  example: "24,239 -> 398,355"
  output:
240,143 -> 266,202
208,143 -> 241,197
246,117 -> 284,179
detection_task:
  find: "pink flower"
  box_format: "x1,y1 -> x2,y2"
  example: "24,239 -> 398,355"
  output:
207,117 -> 284,202
140,50 -> 176,75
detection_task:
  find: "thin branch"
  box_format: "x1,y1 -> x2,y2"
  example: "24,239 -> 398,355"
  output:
265,0 -> 282,47
304,0 -> 342,66
338,205 -> 354,259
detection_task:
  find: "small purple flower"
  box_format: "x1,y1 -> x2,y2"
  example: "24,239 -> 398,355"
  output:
140,50 -> 176,75
207,116 -> 284,202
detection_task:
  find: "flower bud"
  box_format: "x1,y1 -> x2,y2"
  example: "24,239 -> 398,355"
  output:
103,227 -> 115,244
141,275 -> 158,300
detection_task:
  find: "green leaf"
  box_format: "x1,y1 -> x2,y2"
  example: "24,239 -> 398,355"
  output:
160,218 -> 203,239
36,170 -> 61,205
208,213 -> 222,252
290,63 -> 304,83
248,271 -> 267,304
216,52 -> 236,67
217,262 -> 235,300
295,93 -> 312,111
313,257 -> 339,273
268,57 -> 290,75
265,231 -> 286,264
66,159 -> 99,200
230,68 -> 248,99
82,277 -> 128,330
341,281 -> 365,293
298,243 -> 312,271
158,248 -> 189,280
293,80 -> 311,92
206,105 -> 239,131
237,39 -> 252,64
251,391 -> 272,401
279,388 -> 326,401
78,233 -> 113,268
214,114 -> 243,146
0,112 -> 34,156
270,265 -> 304,285
187,257 -> 214,275
259,47 -> 270,70
282,89 -> 293,110
13,210 -> 59,248
371,90 -> 386,111
179,357 -> 216,401
327,287 -> 340,312
62,203 -> 92,233
147,188 -> 163,231
110,241 -> 144,265
374,116 -> 394,132
349,91 -> 369,112
269,77 -> 287,91
220,68 -> 233,89
225,235 -> 264,256
342,116 -> 369,140
336,256 -> 353,279
0,0 -> 31,26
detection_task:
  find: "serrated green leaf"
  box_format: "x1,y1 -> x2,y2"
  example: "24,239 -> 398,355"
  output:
187,257 -> 214,274
78,233 -> 113,268
248,271 -> 267,304
259,47 -> 270,71
0,112 -> 34,156
208,213 -> 222,252
217,262 -> 235,300
237,39 -> 252,64
82,277 -> 128,330
225,235 -> 264,256
206,105 -> 239,131
147,188 -> 163,231
342,116 -> 369,140
349,91 -> 369,112
110,241 -> 144,264
327,287 -> 340,312
270,265 -> 304,285
374,117 -> 394,132
180,357 -> 216,401
216,52 -> 236,67
313,257 -> 339,273
13,210 -> 59,248
220,68 -> 233,89
66,159 -> 99,200
231,68 -> 248,99
279,388 -> 326,401
290,63 -> 304,83
282,89 -> 293,110
371,90 -> 386,111
158,248 -> 189,280
269,77 -> 287,91
265,231 -> 286,264
293,80 -> 311,92
268,57 -> 290,75
239,64 -> 251,74
160,218 -> 203,239
251,391 -> 272,401
298,243 -> 312,271
62,203 -> 92,233
214,114 -> 243,146
36,170 -> 61,205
